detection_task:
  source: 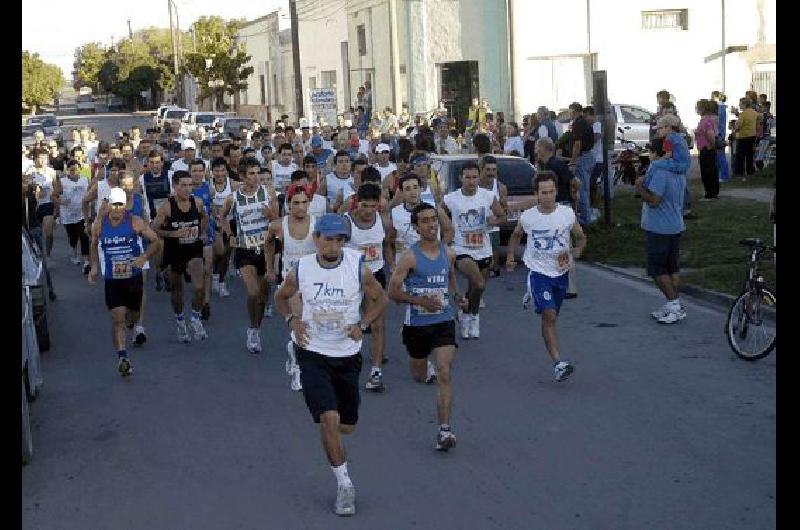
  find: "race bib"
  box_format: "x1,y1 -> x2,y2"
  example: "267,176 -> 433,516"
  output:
112,259 -> 133,279
360,244 -> 382,263
179,226 -> 199,245
242,232 -> 265,250
463,231 -> 484,249
311,309 -> 346,335
413,290 -> 446,316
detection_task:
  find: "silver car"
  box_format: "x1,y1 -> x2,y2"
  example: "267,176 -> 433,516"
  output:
26,114 -> 63,145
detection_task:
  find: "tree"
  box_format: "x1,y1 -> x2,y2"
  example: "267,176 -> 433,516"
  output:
183,16 -> 254,109
73,42 -> 107,91
22,51 -> 64,115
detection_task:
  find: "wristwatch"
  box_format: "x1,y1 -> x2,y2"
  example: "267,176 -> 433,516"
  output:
359,321 -> 369,332
286,314 -> 296,326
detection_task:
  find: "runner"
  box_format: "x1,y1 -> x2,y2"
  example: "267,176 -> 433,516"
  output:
25,148 -> 57,266
51,159 -> 90,270
505,172 -> 587,382
190,158 -> 214,320
373,143 -> 397,183
287,169 -> 327,218
265,184 -> 318,391
88,187 -> 162,377
478,155 -> 508,280
274,214 -> 388,517
345,184 -> 392,392
325,151 -> 355,205
141,150 -> 172,291
442,161 -> 506,339
220,159 -> 279,353
209,157 -> 237,297
388,202 -> 464,451
151,171 -> 209,343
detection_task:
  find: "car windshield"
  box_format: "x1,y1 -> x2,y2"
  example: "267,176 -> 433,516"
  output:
21,125 -> 41,137
446,158 -> 535,196
28,116 -> 57,127
224,119 -> 252,130
166,110 -> 188,119
196,114 -> 219,124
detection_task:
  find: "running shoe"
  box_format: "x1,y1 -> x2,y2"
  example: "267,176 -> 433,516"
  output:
435,428 -> 457,451
211,277 -> 220,295
218,283 -> 230,298
479,298 -> 486,309
176,320 -> 191,343
657,307 -> 687,324
425,360 -> 437,384
289,365 -> 303,392
70,253 -> 81,265
155,272 -> 163,291
118,357 -> 133,377
190,318 -> 208,341
133,325 -> 147,346
522,292 -> 532,310
246,328 -> 261,353
285,341 -> 296,375
469,314 -> 480,339
334,484 -> 356,516
553,360 -> 574,382
365,370 -> 385,392
460,313 -> 471,340
201,303 -> 211,321
264,304 -> 274,318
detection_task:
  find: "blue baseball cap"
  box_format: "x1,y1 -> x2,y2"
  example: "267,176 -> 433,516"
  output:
310,135 -> 323,148
314,214 -> 351,241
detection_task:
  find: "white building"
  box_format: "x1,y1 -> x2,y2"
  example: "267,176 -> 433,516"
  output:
236,11 -> 297,125
296,0 -> 350,119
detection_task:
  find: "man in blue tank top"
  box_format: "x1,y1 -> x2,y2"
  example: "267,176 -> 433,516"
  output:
88,187 -> 162,377
388,203 -> 466,452
190,159 -> 214,321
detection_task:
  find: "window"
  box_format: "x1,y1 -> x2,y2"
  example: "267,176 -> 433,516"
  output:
357,25 -> 367,56
619,105 -> 652,124
321,70 -> 337,89
642,9 -> 689,30
260,75 -> 266,105
308,76 -> 317,90
272,73 -> 279,105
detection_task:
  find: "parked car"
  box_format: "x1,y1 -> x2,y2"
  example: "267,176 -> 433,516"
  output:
219,116 -> 255,138
186,112 -> 225,135
152,104 -> 178,131
76,94 -> 95,113
22,228 -> 47,463
21,125 -> 44,148
108,95 -> 125,111
26,114 -> 63,146
161,108 -> 188,133
430,154 -> 536,242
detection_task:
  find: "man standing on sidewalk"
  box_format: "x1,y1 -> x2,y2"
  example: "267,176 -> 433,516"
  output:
635,138 -> 687,324
567,103 -> 595,226
275,214 -> 387,517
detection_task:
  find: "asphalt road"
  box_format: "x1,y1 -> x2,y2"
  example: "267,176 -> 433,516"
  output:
21,227 -> 775,529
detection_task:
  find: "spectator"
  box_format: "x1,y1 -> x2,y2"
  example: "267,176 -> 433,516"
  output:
734,97 -> 758,181
755,101 -> 775,169
584,106 -> 604,207
711,91 -> 731,182
655,114 -> 693,219
695,99 -> 720,200
567,102 -> 595,226
634,137 -> 687,324
467,97 -> 488,131
503,122 -> 524,155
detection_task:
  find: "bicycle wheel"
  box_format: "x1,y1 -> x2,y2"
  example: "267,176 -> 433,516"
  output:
726,287 -> 776,361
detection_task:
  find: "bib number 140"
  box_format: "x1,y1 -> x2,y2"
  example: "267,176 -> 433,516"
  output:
463,232 -> 484,248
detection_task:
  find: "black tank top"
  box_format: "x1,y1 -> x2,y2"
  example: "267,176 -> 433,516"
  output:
164,196 -> 202,252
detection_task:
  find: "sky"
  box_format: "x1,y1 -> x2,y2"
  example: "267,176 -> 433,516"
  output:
22,0 -> 289,80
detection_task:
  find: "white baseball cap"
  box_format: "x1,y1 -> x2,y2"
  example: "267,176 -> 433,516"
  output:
375,143 -> 391,153
108,187 -> 127,205
182,139 -> 196,150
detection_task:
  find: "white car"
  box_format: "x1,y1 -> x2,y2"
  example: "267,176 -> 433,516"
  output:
182,112 -> 225,136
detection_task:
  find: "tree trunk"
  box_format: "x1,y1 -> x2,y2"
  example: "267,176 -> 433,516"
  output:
30,105 -> 37,116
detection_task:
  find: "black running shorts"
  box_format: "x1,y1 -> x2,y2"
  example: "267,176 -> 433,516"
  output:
163,241 -> 203,274
402,321 -> 457,359
295,346 -> 362,425
234,247 -> 266,277
456,254 -> 492,271
104,276 -> 144,311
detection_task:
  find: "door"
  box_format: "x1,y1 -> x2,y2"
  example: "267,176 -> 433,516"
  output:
617,104 -> 653,146
440,61 -> 479,130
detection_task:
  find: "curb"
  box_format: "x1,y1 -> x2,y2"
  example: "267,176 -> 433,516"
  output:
586,262 -> 736,309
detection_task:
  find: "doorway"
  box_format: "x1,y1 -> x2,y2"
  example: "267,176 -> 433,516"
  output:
440,61 -> 479,130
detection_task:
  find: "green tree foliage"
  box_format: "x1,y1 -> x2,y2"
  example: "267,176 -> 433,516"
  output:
73,42 -> 107,91
183,16 -> 254,106
22,51 -> 64,114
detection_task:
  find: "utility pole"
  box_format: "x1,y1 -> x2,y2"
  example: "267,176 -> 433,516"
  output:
721,0 -> 726,94
388,0 -> 402,115
128,19 -> 133,39
168,0 -> 182,107
289,0 -> 304,120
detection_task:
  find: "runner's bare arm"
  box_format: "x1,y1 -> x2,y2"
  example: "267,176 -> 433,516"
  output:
132,216 -> 163,262
264,220 -> 280,282
151,201 -> 179,239
196,197 -> 209,237
50,178 -> 62,206
438,204 -> 454,244
275,265 -> 299,314
570,221 -> 587,259
387,250 -> 418,304
359,263 -> 389,328
489,196 -> 508,224
506,220 -> 524,269
447,248 -> 465,305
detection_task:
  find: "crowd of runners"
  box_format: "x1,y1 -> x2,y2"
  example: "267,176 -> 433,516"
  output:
21,119 -> 586,517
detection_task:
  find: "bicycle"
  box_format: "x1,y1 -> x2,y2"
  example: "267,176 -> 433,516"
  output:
725,238 -> 776,360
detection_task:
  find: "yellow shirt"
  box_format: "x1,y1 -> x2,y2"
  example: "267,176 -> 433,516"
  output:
736,108 -> 759,139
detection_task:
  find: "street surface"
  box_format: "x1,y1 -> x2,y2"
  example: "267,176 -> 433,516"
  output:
22,114 -> 776,529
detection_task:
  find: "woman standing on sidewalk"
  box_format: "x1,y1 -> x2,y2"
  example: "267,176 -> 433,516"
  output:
695,100 -> 719,200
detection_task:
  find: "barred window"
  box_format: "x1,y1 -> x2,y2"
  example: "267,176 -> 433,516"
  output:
642,9 -> 689,30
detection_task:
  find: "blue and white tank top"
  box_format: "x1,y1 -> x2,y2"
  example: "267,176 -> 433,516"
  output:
403,242 -> 453,326
99,212 -> 143,280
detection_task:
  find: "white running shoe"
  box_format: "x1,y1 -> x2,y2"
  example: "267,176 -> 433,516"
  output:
211,277 -> 220,295
469,314 -> 480,339
133,325 -> 147,347
460,314 -> 472,340
190,318 -> 208,341
479,297 -> 486,309
289,366 -> 303,391
553,360 -> 574,382
522,292 -> 532,310
334,483 -> 356,516
425,360 -> 437,384
650,303 -> 671,320
218,283 -> 230,297
285,341 -> 296,375
657,307 -> 687,324
176,320 -> 191,343
246,328 -> 261,353
70,252 -> 81,265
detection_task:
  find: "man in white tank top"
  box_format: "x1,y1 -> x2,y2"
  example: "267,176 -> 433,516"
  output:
345,184 -> 392,393
209,157 -> 237,297
505,172 -> 586,383
442,161 -> 506,340
275,214 -> 387,517
265,185 -> 317,391
271,143 -> 299,194
478,156 -> 508,280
